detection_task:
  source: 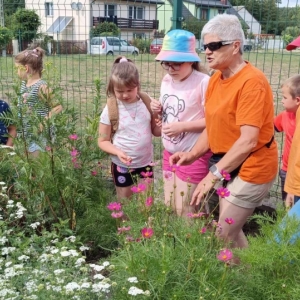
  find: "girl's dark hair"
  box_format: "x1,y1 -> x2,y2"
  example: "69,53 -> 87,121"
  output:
15,47 -> 45,76
106,56 -> 140,97
192,62 -> 209,75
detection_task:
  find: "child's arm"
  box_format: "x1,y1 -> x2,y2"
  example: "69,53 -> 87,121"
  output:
285,193 -> 294,208
162,119 -> 206,138
98,122 -> 132,165
151,116 -> 161,137
6,124 -> 17,147
274,113 -> 283,132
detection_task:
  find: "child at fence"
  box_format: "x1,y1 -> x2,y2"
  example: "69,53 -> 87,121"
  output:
283,74 -> 300,208
0,100 -> 17,147
98,56 -> 161,200
15,47 -> 63,157
274,75 -> 300,203
150,29 -> 211,216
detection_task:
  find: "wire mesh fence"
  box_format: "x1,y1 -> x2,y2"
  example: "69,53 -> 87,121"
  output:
1,0 -> 300,200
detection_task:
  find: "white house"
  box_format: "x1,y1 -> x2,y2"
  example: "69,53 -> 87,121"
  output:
26,0 -> 163,41
232,6 -> 261,35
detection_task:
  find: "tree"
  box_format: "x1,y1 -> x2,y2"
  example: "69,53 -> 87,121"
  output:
10,9 -> 41,42
182,17 -> 207,39
0,26 -> 12,49
4,0 -> 25,19
90,22 -> 120,37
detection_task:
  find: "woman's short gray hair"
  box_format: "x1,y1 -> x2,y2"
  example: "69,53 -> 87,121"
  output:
201,14 -> 245,54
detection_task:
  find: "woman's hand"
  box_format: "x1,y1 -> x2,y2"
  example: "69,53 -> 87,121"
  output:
169,151 -> 196,166
190,172 -> 217,206
150,98 -> 162,115
162,123 -> 183,138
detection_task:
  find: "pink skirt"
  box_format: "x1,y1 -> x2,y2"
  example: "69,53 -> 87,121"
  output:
163,149 -> 212,184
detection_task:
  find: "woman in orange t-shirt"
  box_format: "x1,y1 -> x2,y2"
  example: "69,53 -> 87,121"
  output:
170,14 -> 278,250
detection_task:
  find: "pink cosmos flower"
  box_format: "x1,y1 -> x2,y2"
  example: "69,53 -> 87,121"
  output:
117,226 -> 131,234
69,134 -> 78,140
216,187 -> 230,198
141,171 -> 153,178
126,236 -> 135,242
225,218 -> 235,225
199,227 -> 207,234
131,183 -> 146,193
107,202 -> 122,211
168,165 -> 179,173
111,211 -> 124,219
45,146 -> 51,151
141,227 -> 154,239
220,170 -> 231,181
212,220 -> 222,228
164,171 -> 173,180
187,212 -> 206,219
145,197 -> 153,207
217,249 -> 233,262
91,170 -> 97,176
143,177 -> 153,185
70,148 -> 79,157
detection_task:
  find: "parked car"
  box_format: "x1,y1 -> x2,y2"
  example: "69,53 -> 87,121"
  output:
90,36 -> 139,56
150,38 -> 163,55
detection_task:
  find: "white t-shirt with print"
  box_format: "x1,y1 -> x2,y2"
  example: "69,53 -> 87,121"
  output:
160,70 -> 209,153
100,98 -> 153,168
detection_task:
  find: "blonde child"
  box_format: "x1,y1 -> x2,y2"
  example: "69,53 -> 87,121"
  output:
282,75 -> 300,207
150,29 -> 211,216
98,57 -> 160,200
274,75 -> 300,203
15,47 -> 62,156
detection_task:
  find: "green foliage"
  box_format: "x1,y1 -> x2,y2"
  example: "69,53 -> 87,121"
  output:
229,0 -> 278,34
182,17 -> 207,38
9,8 -> 41,42
90,22 -> 120,38
282,26 -> 300,39
131,38 -> 151,54
3,0 -> 25,20
0,26 -> 12,49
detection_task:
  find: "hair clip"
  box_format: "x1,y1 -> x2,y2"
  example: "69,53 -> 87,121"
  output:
24,52 -> 29,57
31,54 -> 38,57
119,57 -> 128,63
32,49 -> 37,53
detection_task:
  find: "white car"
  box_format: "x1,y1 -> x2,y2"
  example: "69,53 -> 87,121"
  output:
90,37 -> 139,56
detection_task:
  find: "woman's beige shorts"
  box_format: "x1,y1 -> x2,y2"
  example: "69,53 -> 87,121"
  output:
224,176 -> 275,209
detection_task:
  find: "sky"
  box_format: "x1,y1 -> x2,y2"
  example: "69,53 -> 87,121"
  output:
278,0 -> 299,7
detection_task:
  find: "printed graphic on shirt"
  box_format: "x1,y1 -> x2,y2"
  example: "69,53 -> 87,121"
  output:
161,94 -> 186,144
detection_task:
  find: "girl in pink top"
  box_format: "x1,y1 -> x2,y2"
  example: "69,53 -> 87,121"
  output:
151,30 -> 211,216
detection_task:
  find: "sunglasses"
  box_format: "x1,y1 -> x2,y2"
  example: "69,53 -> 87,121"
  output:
203,41 -> 235,51
161,61 -> 184,71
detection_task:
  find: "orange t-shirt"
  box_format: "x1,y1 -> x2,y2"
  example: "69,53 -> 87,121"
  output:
205,62 -> 278,184
274,112 -> 296,171
285,108 -> 300,195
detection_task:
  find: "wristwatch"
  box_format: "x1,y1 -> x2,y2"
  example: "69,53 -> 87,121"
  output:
209,164 -> 224,181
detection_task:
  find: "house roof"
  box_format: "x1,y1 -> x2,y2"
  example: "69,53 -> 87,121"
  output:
119,0 -> 165,4
232,6 -> 260,23
168,0 -> 194,19
184,0 -> 231,8
226,7 -> 250,29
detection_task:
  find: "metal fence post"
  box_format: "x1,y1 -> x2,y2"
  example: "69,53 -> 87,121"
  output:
172,0 -> 183,30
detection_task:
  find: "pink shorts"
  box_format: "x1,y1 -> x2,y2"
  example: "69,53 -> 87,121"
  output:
163,149 -> 212,184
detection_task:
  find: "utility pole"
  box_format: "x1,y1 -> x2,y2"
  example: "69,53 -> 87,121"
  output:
171,0 -> 183,30
0,0 -> 4,27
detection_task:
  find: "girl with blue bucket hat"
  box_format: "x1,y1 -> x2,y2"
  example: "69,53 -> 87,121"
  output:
151,29 -> 211,217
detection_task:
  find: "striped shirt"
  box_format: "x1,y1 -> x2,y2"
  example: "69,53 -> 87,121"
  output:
18,80 -> 50,138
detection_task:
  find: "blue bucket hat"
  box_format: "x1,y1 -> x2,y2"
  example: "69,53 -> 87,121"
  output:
155,29 -> 200,62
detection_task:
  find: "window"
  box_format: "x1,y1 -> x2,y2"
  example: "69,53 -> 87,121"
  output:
129,6 -> 144,20
201,9 -> 208,20
45,2 -> 53,17
133,32 -> 145,39
105,4 -> 116,17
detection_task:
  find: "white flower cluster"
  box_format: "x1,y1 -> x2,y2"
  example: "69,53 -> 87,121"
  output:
127,276 -> 151,297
